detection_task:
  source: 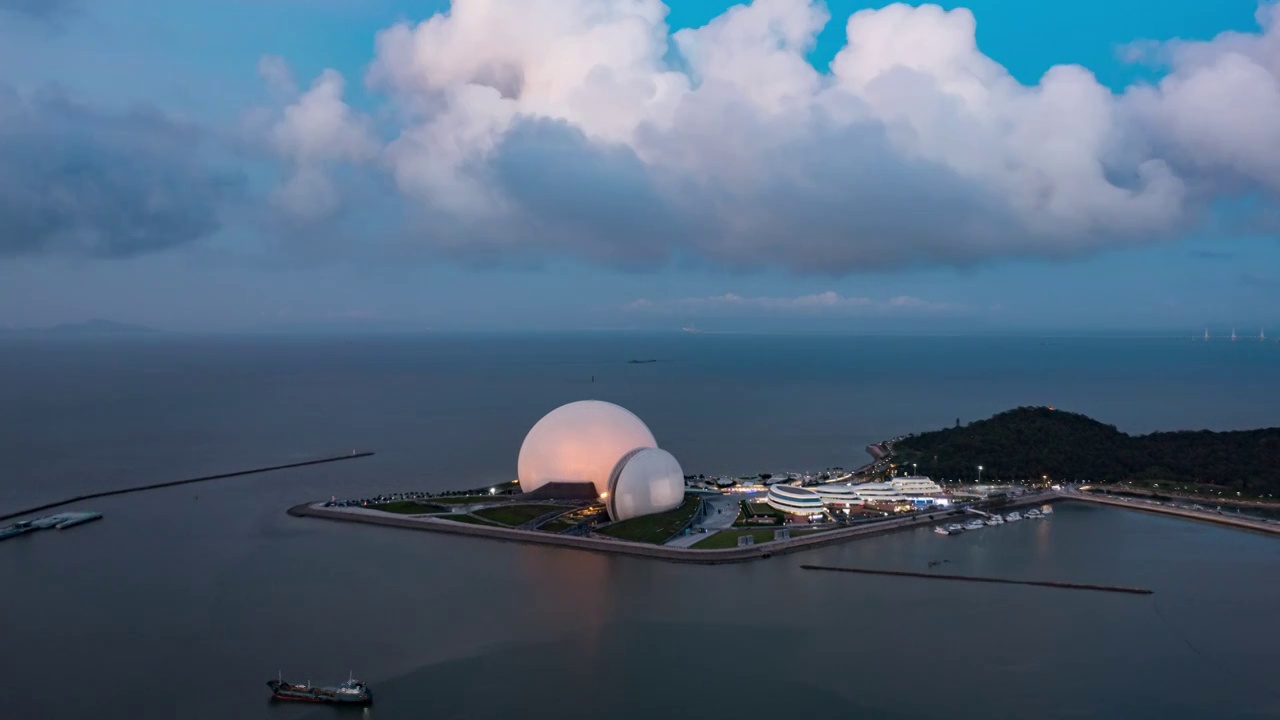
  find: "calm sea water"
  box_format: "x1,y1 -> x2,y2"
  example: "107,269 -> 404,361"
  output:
0,334 -> 1277,719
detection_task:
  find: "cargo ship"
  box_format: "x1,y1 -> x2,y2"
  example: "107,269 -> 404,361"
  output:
267,673 -> 372,705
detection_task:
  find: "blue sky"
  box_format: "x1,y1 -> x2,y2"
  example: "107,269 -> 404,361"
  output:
1,0 -> 1277,332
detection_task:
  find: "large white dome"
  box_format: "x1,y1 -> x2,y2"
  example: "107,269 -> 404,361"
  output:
517,400 -> 657,497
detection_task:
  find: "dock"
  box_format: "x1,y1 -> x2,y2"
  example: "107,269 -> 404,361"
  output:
801,564 -> 1153,595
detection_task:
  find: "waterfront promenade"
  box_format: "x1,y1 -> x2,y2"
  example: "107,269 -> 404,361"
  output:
290,489 -> 1277,563
1067,491 -> 1280,536
289,492 -> 1059,564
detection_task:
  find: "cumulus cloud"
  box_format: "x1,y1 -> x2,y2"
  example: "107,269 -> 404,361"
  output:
262,63 -> 380,222
0,84 -> 241,258
253,0 -> 1280,270
625,290 -> 958,316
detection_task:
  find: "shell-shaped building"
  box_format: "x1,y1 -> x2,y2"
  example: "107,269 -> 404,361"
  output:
517,400 -> 684,521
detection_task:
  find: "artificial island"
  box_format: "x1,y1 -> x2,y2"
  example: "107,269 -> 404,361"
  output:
290,402 -> 1280,563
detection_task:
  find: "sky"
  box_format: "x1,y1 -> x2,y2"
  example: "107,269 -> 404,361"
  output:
1,0 -> 1278,333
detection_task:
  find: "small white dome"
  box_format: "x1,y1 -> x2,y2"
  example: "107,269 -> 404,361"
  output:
517,400 -> 657,497
606,447 -> 685,522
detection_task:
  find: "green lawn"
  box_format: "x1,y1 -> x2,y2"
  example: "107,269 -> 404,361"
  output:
691,528 -> 780,549
431,495 -> 506,505
370,501 -> 452,515
472,504 -> 563,527
538,517 -> 577,534
792,526 -> 836,537
597,495 -> 702,544
438,514 -> 503,527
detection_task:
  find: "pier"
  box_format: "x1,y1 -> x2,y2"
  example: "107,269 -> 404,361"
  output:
0,451 -> 374,523
801,564 -> 1153,595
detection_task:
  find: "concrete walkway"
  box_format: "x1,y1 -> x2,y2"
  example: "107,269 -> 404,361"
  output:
664,495 -> 741,547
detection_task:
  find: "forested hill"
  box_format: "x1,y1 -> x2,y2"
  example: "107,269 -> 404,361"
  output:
892,407 -> 1280,494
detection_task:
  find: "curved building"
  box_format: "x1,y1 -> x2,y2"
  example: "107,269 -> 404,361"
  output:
853,477 -> 944,502
606,447 -> 685,522
518,400 -> 657,497
816,484 -> 864,507
766,485 -> 826,519
517,400 -> 683,522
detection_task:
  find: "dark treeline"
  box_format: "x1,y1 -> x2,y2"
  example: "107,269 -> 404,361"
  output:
893,407 -> 1280,494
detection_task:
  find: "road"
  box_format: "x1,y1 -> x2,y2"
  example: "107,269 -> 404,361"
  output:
664,495 -> 740,547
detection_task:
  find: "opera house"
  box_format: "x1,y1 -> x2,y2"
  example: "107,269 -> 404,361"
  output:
517,400 -> 685,522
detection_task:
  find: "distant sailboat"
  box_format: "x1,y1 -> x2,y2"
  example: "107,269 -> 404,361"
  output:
1231,327 -> 1238,342
1261,328 -> 1267,342
1203,327 -> 1210,341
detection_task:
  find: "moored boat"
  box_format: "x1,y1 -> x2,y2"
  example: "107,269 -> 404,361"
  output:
962,519 -> 985,531
1004,511 -> 1022,522
54,512 -> 103,529
934,525 -> 953,535
985,514 -> 1004,526
0,525 -> 32,541
1025,509 -> 1042,519
1039,506 -> 1053,516
267,673 -> 372,705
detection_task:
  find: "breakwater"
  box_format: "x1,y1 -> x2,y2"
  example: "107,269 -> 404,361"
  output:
801,564 -> 1153,595
0,452 -> 374,523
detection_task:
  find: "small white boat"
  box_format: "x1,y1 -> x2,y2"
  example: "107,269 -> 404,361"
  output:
934,525 -> 954,535
962,519 -> 985,531
1005,511 -> 1022,522
55,512 -> 103,529
1025,509 -> 1042,519
944,523 -> 964,534
1039,506 -> 1054,516
985,514 -> 1004,526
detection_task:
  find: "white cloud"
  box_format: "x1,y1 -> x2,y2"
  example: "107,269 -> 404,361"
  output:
254,0 -> 1280,271
263,63 -> 380,221
625,290 -> 958,316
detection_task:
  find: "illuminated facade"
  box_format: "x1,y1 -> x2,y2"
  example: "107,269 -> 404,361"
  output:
853,477 -> 944,502
517,400 -> 683,522
815,484 -> 864,507
765,485 -> 826,519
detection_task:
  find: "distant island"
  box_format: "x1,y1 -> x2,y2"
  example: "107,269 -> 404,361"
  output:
0,319 -> 159,337
627,358 -> 658,364
892,406 -> 1280,496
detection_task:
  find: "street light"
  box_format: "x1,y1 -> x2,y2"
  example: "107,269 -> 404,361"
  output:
912,463 -> 918,477
978,465 -> 984,483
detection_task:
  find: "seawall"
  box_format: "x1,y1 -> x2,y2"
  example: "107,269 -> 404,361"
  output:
1067,492 -> 1280,536
289,491 -> 1062,564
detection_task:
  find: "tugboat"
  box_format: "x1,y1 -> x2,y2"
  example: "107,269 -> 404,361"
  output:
267,672 -> 372,705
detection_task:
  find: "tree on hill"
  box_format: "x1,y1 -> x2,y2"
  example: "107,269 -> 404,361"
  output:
893,406 -> 1280,495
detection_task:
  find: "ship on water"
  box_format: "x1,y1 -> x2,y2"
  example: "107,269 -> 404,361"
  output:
267,673 -> 372,705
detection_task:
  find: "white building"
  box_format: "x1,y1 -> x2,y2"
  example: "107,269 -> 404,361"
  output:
765,485 -> 827,520
517,400 -> 684,522
851,476 -> 945,502
814,484 -> 865,507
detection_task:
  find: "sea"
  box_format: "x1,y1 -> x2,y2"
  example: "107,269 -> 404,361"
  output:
0,333 -> 1277,719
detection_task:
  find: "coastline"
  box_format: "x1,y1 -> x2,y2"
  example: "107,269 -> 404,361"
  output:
1069,491 -> 1280,535
288,492 -> 1060,564
290,490 -> 1280,562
